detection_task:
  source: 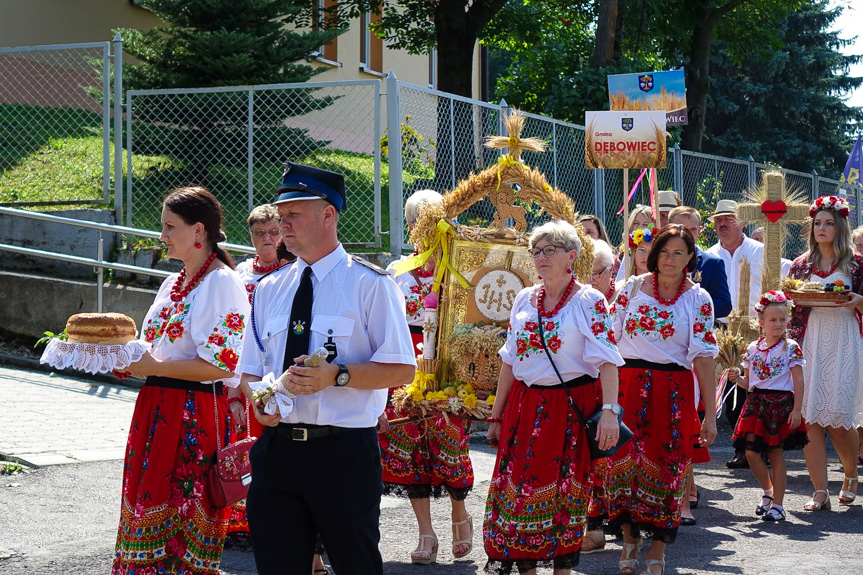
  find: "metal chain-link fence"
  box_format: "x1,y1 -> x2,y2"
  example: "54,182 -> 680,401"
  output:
126,80 -> 381,247
0,42 -> 111,206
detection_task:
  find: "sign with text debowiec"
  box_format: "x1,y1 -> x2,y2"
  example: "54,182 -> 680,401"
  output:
608,69 -> 688,126
585,110 -> 667,169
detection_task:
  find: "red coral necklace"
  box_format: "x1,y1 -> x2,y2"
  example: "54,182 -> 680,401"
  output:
538,276 -> 576,319
171,252 -> 217,302
252,256 -> 280,274
755,336 -> 783,354
811,261 -> 838,278
652,272 -> 687,306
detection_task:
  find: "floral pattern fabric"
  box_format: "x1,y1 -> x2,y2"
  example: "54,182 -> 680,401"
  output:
612,275 -> 718,369
388,256 -> 434,326
742,339 -> 804,392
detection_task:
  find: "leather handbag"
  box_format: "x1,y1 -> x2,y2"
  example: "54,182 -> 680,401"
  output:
536,307 -> 632,459
207,392 -> 257,508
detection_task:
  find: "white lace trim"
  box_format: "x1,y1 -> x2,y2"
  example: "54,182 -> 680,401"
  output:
39,339 -> 151,375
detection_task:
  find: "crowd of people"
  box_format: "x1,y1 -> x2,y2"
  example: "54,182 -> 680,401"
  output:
107,164 -> 863,575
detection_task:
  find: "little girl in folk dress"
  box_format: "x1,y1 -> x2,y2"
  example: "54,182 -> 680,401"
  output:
731,290 -> 808,521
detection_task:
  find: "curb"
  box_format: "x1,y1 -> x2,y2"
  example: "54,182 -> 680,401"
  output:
0,352 -> 145,389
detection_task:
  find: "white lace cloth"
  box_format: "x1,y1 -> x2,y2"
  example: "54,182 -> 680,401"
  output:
802,269 -> 863,429
40,339 -> 150,375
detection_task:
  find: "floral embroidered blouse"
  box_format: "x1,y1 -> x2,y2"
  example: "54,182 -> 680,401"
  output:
499,284 -> 624,387
612,274 -> 719,369
742,338 -> 804,392
787,253 -> 863,343
235,258 -> 266,304
142,267 -> 250,387
387,256 -> 434,326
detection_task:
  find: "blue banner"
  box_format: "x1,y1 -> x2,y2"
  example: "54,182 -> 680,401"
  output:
840,136 -> 862,194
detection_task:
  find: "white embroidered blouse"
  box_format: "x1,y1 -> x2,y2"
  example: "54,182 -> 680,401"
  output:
499,284 -> 624,387
742,338 -> 804,392
612,274 -> 719,369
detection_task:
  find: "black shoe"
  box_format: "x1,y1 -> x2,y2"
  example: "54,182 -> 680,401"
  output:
680,517 -> 697,526
726,452 -> 749,469
689,489 -> 700,510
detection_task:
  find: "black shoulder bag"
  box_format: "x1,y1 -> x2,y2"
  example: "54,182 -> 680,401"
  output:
536,306 -> 632,459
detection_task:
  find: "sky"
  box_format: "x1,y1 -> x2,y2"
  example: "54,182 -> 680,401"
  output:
833,0 -> 863,113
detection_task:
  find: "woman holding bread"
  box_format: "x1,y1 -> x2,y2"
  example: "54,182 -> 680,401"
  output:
111,187 -> 250,575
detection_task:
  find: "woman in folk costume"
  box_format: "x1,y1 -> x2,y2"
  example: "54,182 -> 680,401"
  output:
378,189 -> 475,564
484,220 -> 624,575
607,224 -> 718,575
112,187 -> 250,575
787,195 -> 863,511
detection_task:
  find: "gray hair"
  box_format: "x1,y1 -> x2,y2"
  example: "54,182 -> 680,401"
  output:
591,238 -> 615,268
404,189 -> 443,225
528,220 -> 582,257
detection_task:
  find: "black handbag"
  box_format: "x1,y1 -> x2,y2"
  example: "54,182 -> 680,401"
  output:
536,307 -> 632,459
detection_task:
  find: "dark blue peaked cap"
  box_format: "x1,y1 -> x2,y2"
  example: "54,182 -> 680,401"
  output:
273,163 -> 346,212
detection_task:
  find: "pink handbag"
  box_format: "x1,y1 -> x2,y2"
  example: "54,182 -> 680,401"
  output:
207,392 -> 257,508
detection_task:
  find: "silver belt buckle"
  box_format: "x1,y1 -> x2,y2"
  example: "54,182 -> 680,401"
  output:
291,427 -> 309,441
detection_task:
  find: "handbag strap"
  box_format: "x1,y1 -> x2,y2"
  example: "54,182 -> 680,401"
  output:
536,305 -> 590,429
213,386 -> 223,451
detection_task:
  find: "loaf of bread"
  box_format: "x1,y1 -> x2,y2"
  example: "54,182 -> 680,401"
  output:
65,313 -> 137,345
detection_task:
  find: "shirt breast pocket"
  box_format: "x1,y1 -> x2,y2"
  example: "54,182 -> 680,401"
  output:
261,315 -> 290,359
311,315 -> 355,363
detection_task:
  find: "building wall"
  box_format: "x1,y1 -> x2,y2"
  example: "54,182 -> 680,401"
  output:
0,2 -> 482,99
0,1 -> 162,47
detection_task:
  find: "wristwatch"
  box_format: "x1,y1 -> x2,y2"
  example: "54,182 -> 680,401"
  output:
602,403 -> 622,415
335,364 -> 351,387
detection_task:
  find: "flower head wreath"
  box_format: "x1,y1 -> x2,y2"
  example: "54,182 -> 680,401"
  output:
809,195 -> 850,219
628,224 -> 655,250
754,290 -> 795,314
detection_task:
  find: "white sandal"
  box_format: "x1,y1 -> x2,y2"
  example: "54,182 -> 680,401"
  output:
452,514 -> 473,558
619,537 -> 642,574
642,557 -> 665,575
839,476 -> 858,505
410,534 -> 438,565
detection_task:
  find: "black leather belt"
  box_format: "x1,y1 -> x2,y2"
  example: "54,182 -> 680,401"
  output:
144,375 -> 224,395
269,423 -> 354,441
623,359 -> 689,372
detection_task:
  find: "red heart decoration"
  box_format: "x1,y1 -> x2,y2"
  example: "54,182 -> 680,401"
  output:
761,200 -> 787,223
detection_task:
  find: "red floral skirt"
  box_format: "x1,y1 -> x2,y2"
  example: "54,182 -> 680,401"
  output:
606,364 -> 701,544
732,389 -> 809,454
691,398 -> 711,464
484,379 -> 600,572
380,332 -> 473,498
112,385 -> 231,575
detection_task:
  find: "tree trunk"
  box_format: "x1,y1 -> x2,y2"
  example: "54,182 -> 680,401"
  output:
681,8 -> 721,152
592,0 -> 619,68
613,0 -> 629,63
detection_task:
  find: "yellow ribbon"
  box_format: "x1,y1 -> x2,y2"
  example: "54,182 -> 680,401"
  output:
412,370 -> 437,391
392,220 -> 470,292
496,155 -> 521,190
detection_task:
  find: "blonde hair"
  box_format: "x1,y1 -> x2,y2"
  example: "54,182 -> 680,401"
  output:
668,205 -> 701,225
621,205 -> 654,251
807,209 -> 853,276
852,225 -> 863,242
247,204 -> 280,227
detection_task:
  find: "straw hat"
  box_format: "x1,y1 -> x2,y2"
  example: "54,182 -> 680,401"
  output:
658,190 -> 681,212
708,199 -> 738,223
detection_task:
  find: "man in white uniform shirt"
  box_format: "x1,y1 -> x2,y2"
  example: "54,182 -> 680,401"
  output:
237,163 -> 416,575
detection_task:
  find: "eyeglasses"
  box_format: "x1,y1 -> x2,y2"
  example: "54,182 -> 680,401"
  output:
528,245 -> 567,258
251,229 -> 281,239
591,265 -> 609,278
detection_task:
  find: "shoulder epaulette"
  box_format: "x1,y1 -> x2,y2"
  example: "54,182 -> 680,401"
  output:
351,255 -> 388,276
256,259 -> 296,283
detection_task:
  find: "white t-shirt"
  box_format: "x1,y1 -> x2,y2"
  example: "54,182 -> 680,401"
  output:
499,284 -> 624,387
742,338 -> 804,392
237,244 -> 417,428
142,267 -> 251,387
612,274 -> 719,369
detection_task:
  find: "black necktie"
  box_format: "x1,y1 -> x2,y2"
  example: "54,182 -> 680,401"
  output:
283,266 -> 313,372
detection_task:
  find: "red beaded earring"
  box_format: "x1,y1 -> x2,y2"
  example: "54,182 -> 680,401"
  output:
194,241 -> 202,249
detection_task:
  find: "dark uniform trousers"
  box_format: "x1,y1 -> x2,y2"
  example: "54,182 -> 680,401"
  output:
247,425 -> 384,575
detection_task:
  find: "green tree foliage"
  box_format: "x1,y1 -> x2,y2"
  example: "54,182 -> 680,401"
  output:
120,0 -> 338,90
702,0 -> 863,178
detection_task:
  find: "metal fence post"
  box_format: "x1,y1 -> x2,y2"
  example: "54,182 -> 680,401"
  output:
673,144 -> 684,203
594,169 -> 606,222
811,169 -> 819,202
747,155 -> 756,192
112,34 -> 124,225
247,89 -> 255,211
498,98 -> 509,136
97,232 -> 104,313
385,72 -> 404,254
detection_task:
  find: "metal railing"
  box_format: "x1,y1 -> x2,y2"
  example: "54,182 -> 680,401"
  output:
0,206 -> 255,312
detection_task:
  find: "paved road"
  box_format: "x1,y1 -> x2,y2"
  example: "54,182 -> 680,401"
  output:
2,365 -> 863,574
